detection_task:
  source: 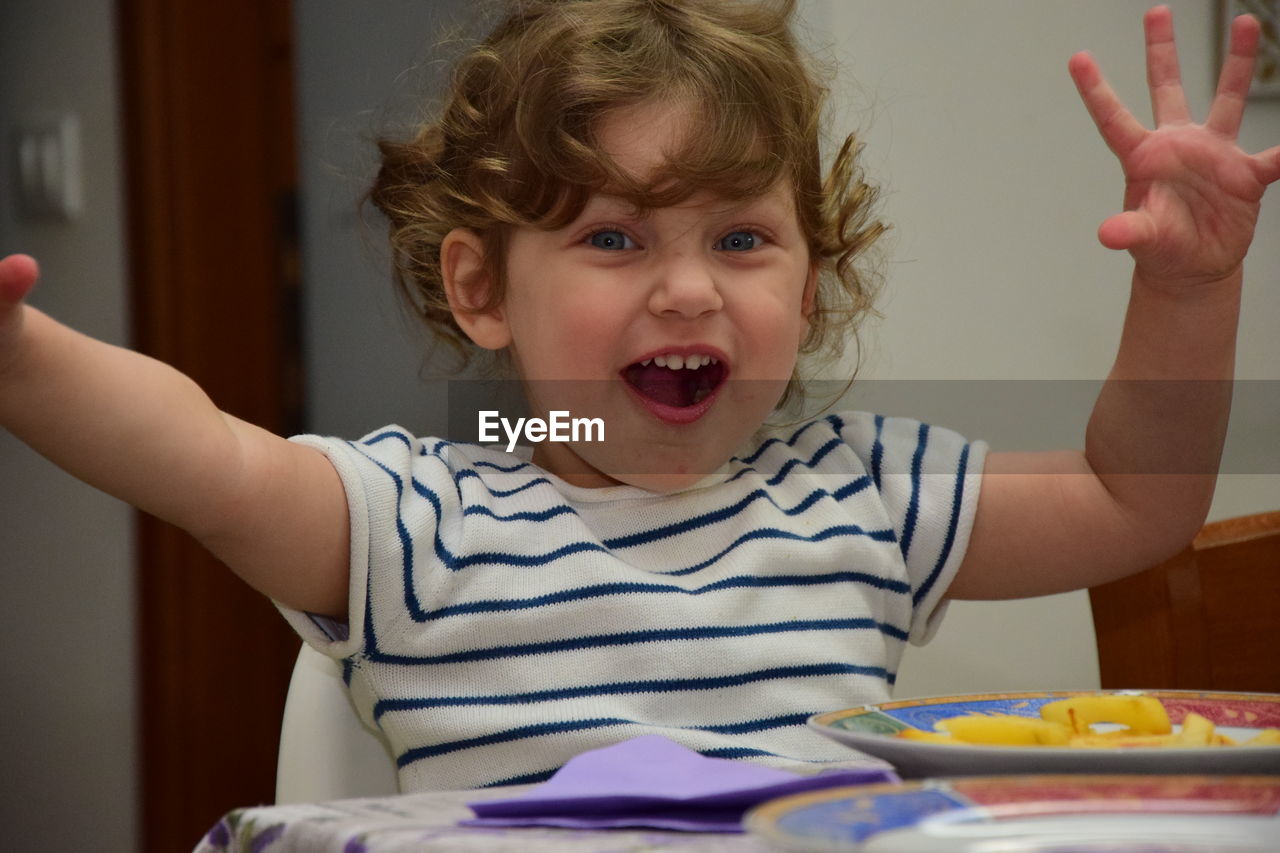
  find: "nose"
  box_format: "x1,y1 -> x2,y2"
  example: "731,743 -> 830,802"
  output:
646,252 -> 724,319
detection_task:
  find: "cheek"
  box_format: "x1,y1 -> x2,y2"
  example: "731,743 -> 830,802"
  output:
547,294 -> 621,346
748,283 -> 808,340
761,299 -> 810,377
509,298 -> 622,379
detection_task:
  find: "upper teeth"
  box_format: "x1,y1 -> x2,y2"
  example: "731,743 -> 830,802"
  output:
642,354 -> 718,370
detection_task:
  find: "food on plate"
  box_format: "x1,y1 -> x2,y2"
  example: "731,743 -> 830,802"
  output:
1040,694 -> 1170,735
893,695 -> 1280,748
1244,728 -> 1280,746
937,714 -> 1070,746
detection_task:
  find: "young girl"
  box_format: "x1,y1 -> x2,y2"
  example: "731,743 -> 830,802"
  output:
1,0 -> 1277,791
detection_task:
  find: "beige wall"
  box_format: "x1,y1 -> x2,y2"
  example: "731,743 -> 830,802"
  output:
807,0 -> 1280,697
0,0 -> 135,849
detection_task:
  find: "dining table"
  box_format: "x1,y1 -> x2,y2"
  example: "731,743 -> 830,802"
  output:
194,692 -> 1280,851
194,785 -> 778,853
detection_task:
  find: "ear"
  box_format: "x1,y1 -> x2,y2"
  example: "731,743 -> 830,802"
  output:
800,261 -> 820,326
441,227 -> 511,350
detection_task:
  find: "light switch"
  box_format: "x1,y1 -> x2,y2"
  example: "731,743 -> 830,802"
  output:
12,113 -> 82,222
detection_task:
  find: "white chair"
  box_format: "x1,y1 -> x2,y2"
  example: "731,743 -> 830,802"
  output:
275,643 -> 401,803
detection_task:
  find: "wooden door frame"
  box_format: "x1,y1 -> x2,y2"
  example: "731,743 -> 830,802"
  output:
117,1 -> 303,849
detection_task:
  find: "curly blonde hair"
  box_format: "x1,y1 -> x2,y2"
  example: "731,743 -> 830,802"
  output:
369,0 -> 885,407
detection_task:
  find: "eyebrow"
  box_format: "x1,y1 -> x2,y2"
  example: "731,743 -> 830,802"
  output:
580,190 -> 791,222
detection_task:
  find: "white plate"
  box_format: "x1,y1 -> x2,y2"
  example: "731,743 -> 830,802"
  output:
809,690 -> 1280,778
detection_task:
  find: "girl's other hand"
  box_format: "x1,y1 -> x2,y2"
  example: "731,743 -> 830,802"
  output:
0,253 -> 39,370
1069,6 -> 1280,290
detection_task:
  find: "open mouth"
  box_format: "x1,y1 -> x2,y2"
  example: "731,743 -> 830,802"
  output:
622,352 -> 728,413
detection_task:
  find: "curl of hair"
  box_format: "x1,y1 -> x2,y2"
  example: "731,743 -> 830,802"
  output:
368,0 -> 887,403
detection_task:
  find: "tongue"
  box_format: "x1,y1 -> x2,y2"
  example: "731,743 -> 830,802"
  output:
626,362 -> 709,408
627,362 -> 695,407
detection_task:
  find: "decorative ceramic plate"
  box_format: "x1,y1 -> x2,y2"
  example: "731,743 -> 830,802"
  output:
746,775 -> 1280,852
809,690 -> 1280,778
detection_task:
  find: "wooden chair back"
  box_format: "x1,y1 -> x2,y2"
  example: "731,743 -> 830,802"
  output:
1089,511 -> 1280,693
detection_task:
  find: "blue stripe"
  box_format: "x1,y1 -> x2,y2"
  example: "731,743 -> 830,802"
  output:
441,538 -> 611,571
737,417 -> 829,465
663,524 -> 896,578
356,449 -> 606,578
833,475 -> 873,501
397,717 -> 629,766
397,714 -> 816,769
373,662 -> 888,719
361,429 -> 416,450
603,484 -> 837,550
702,713 -> 812,735
471,458 -> 533,474
359,424 -> 883,577
764,437 -> 843,486
367,618 -> 906,666
897,422 -> 930,560
351,442 -> 895,627
368,431 -> 546,499
698,746 -> 783,760
915,442 -> 970,606
416,570 -> 909,621
870,414 -> 885,490
439,517 -> 891,587
454,468 -> 553,498
348,441 -> 423,624
462,503 -> 579,523
371,422 -> 851,502
479,768 -> 559,788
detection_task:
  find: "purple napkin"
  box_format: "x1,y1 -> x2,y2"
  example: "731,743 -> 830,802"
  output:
462,735 -> 898,832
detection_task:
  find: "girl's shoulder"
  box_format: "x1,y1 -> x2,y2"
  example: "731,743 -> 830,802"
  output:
296,426 -> 539,486
743,410 -> 982,478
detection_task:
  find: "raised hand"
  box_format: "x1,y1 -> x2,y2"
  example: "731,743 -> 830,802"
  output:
1069,6 -> 1280,289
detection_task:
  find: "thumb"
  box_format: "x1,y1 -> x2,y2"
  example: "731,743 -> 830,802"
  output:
1254,145 -> 1280,187
0,254 -> 40,304
1097,211 -> 1156,252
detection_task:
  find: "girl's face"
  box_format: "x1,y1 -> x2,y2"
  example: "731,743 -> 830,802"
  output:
466,102 -> 816,491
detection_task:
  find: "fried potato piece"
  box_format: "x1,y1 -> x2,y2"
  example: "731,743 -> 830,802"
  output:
1245,728 -> 1280,746
893,699 -> 1280,749
1039,695 -> 1172,735
937,714 -> 1071,746
894,729 -> 961,744
1067,732 -> 1183,748
1177,712 -> 1215,746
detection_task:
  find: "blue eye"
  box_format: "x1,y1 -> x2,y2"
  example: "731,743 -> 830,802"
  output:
588,230 -> 635,251
716,231 -> 756,252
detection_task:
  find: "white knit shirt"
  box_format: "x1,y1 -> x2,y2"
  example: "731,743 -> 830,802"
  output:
279,411 -> 986,791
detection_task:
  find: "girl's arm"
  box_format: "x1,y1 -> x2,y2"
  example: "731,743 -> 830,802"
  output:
0,254 -> 349,617
948,7 -> 1280,600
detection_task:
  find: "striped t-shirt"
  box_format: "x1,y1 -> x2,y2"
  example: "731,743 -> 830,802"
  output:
279,411 -> 986,791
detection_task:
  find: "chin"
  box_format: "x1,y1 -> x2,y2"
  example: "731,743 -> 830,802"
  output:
581,443 -> 733,493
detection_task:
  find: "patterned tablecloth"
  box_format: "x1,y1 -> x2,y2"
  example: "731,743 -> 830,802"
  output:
194,786 -> 775,853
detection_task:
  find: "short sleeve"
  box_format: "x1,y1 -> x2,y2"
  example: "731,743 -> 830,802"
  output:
836,412 -> 987,644
274,426 -> 428,660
